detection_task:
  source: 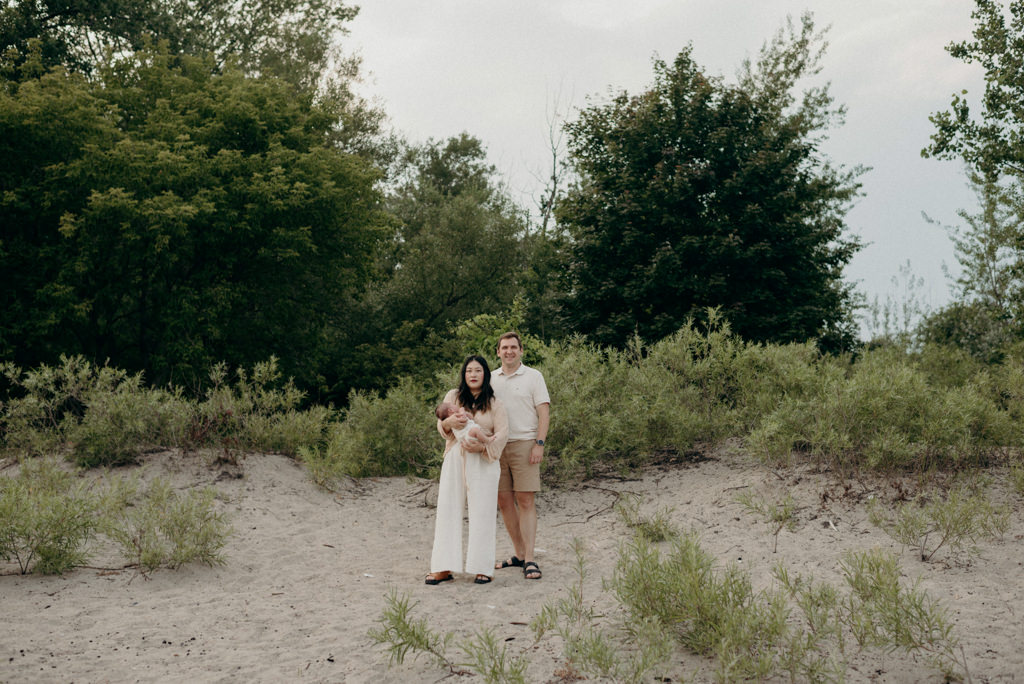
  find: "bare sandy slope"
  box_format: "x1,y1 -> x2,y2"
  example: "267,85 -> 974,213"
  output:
1,449 -> 1021,683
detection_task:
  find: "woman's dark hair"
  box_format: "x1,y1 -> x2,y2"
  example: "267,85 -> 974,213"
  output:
457,355 -> 494,413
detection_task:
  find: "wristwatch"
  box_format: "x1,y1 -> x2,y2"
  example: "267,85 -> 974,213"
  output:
535,439 -> 545,446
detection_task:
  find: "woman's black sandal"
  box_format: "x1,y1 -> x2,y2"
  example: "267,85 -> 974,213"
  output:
523,561 -> 542,580
474,574 -> 492,584
425,572 -> 454,585
496,556 -> 524,570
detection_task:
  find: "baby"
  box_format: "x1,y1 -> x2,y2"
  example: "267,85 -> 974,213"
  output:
435,401 -> 495,445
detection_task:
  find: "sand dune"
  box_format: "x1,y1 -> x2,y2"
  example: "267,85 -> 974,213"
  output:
2,449 -> 1021,682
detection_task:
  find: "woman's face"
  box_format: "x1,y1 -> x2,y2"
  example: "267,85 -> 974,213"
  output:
464,360 -> 485,392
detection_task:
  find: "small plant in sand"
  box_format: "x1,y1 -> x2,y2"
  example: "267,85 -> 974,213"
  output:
102,477 -> 230,572
531,538 -> 673,682
867,483 -> 1010,562
611,532 -> 966,682
368,588 -> 455,671
369,588 -> 527,683
460,628 -> 529,684
772,563 -> 849,682
610,532 -> 788,682
0,457 -> 100,574
1009,460 -> 1024,496
613,494 -> 678,542
735,489 -> 798,552
840,548 -> 965,677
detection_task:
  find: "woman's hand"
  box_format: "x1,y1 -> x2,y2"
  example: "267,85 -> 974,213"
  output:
461,439 -> 485,453
443,414 -> 468,433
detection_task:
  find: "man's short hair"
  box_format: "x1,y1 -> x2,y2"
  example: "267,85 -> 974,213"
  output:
497,331 -> 522,352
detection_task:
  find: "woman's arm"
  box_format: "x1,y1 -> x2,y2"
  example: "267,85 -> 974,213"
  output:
436,389 -> 465,445
481,402 -> 509,463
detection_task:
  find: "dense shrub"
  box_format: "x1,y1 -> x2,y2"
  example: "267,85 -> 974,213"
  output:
1,356 -> 330,465
0,457 -> 100,573
71,379 -> 192,467
1,356 -> 128,458
197,359 -> 335,457
6,316 -> 1024,484
300,377 -> 439,483
540,340 -> 638,479
0,458 -> 233,575
746,346 -> 1017,472
103,477 -> 230,572
730,340 -> 833,428
541,317 -> 748,482
611,533 -> 789,681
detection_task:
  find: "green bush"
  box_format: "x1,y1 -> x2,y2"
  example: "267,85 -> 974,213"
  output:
614,494 -> 677,543
731,340 -> 831,429
0,457 -> 100,574
1,356 -> 129,458
868,483 -> 1010,561
241,405 -> 334,457
914,343 -> 988,390
746,346 -> 1017,472
1,355 -> 335,466
369,587 -> 528,682
841,548 -> 962,674
542,329 -> 725,483
540,339 -> 637,480
610,533 -> 789,681
196,357 -> 331,456
301,377 -> 439,482
531,539 -> 673,682
70,377 -> 192,467
103,477 -> 230,572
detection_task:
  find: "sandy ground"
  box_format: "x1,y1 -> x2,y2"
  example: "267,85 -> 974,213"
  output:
1,448 -> 1022,683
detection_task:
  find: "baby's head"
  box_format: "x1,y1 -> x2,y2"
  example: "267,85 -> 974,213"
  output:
435,401 -> 461,420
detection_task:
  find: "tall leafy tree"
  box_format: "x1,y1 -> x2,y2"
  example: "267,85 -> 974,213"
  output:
333,134 -> 527,395
0,50 -> 387,387
919,175 -> 1024,360
557,14 -> 863,349
925,0 -> 1024,178
922,0 -> 1024,358
1,0 -> 358,90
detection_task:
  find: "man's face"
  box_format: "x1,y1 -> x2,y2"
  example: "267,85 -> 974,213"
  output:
498,337 -> 523,367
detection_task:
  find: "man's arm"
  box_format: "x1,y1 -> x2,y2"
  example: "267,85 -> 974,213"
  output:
530,402 -> 550,465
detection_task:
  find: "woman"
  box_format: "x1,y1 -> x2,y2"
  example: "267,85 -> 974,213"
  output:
426,355 -> 509,585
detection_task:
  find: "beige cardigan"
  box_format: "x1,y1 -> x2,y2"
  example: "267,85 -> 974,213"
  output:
436,389 -> 509,462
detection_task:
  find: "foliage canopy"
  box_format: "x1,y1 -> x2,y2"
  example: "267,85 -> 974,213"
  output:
0,0 -> 358,90
557,14 -> 863,350
0,50 -> 388,389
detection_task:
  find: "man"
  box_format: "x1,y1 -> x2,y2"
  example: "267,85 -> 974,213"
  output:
490,331 -> 549,580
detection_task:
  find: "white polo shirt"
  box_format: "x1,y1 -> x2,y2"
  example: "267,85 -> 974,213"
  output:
491,363 -> 550,441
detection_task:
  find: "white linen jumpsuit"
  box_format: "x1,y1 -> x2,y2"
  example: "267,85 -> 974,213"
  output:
430,390 -> 508,577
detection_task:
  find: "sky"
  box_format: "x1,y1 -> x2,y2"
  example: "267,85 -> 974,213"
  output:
344,1 -> 987,327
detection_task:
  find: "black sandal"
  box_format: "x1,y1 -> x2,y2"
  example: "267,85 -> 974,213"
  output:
495,556 -> 524,570
523,561 -> 542,580
425,572 -> 453,585
474,574 -> 492,584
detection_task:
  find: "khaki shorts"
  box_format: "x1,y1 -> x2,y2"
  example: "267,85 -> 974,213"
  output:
498,439 -> 541,493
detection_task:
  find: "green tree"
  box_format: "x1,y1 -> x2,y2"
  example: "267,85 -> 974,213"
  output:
925,0 -> 1024,177
923,0 -> 1024,359
557,14 -> 863,350
332,134 -> 528,395
918,174 -> 1024,359
0,50 -> 388,389
1,0 -> 358,90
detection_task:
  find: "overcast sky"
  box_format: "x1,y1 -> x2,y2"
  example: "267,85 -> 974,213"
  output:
345,1 -> 986,325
